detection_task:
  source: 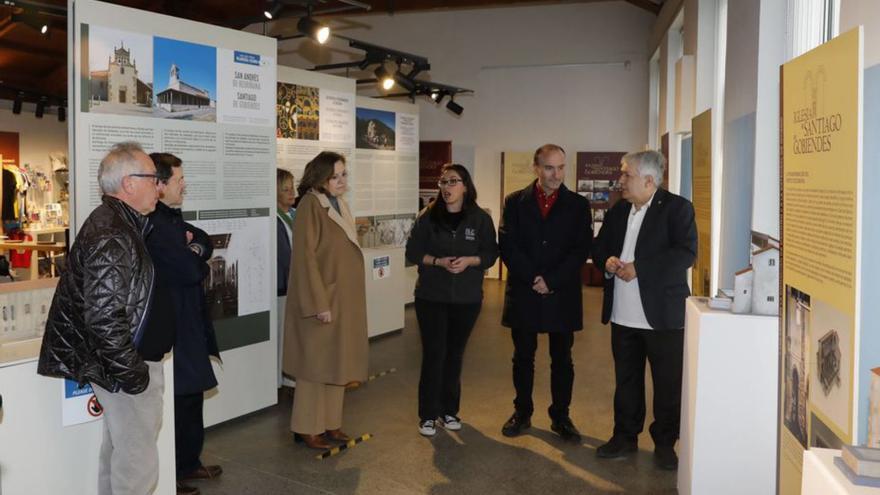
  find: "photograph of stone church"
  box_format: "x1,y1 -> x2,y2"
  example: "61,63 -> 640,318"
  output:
152,36 -> 217,122
86,25 -> 153,116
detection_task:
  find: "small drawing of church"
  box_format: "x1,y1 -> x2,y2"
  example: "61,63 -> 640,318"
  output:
89,42 -> 153,106
156,64 -> 215,112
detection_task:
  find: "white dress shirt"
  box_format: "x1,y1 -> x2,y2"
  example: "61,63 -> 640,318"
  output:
610,192 -> 656,330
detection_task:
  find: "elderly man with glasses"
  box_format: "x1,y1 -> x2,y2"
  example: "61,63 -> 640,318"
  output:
39,141 -> 165,495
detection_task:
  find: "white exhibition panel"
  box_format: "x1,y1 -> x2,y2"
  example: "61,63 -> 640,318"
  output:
275,65 -> 356,187
802,448 -> 880,495
0,358 -> 176,495
363,247 -> 406,338
352,97 -> 419,218
678,297 -> 778,495
70,0 -> 279,428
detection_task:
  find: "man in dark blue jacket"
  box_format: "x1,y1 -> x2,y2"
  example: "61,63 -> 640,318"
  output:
499,144 -> 592,443
147,153 -> 221,495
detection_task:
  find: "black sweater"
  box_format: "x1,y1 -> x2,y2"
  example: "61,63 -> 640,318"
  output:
405,204 -> 499,304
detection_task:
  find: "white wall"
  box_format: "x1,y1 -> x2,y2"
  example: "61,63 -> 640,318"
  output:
267,2 -> 653,224
0,101 -> 68,174
840,0 -> 880,67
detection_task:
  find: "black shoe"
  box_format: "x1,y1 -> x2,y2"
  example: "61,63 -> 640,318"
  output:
596,436 -> 638,458
501,412 -> 531,437
550,417 -> 582,443
654,445 -> 678,470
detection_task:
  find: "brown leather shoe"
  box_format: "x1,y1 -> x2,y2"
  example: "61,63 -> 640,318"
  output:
294,432 -> 332,450
176,481 -> 201,495
179,465 -> 223,481
325,429 -> 351,442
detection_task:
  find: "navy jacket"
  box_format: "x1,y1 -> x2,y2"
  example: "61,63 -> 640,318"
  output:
591,187 -> 697,330
277,212 -> 294,296
499,182 -> 592,333
146,202 -> 220,395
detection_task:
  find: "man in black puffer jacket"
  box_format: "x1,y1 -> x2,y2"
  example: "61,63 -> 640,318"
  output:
38,141 -> 165,495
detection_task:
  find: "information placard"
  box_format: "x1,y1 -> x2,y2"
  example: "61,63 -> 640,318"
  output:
779,27 -> 862,495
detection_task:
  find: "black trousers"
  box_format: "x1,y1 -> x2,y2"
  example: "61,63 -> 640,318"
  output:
175,392 -> 205,477
415,298 -> 482,421
511,328 -> 575,421
611,323 -> 684,446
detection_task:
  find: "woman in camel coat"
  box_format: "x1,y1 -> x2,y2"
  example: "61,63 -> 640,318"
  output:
283,151 -> 368,449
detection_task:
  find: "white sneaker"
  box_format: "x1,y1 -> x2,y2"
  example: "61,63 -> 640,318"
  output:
419,419 -> 437,437
441,415 -> 462,431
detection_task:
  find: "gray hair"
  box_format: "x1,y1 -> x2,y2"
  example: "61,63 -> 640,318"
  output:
98,142 -> 147,194
623,150 -> 665,188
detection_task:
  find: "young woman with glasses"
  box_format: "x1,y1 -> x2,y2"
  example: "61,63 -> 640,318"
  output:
405,163 -> 499,436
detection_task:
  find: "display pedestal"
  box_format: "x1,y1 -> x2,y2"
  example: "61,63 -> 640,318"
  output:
678,297 -> 778,495
0,358 -> 176,495
362,247 -> 405,338
802,448 -> 880,494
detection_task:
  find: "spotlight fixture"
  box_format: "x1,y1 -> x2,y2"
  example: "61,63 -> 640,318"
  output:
446,98 -> 463,116
58,103 -> 66,122
35,97 -> 46,119
393,73 -> 416,93
12,92 -> 23,115
375,66 -> 394,91
12,12 -> 49,35
263,2 -> 282,20
430,90 -> 448,104
297,17 -> 330,44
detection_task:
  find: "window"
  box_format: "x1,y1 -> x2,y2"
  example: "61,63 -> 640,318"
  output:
786,0 -> 839,59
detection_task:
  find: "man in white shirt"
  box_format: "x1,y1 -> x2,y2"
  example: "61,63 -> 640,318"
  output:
591,150 -> 697,470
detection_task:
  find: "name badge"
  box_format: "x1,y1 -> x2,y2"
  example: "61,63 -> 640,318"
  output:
465,228 -> 476,241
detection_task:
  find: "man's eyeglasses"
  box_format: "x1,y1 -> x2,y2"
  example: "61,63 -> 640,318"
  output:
128,173 -> 160,185
438,178 -> 463,187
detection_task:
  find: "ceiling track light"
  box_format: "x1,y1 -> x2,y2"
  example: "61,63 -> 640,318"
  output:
12,92 -> 23,115
35,97 -> 46,119
375,66 -> 394,91
393,73 -> 416,93
264,2 -> 282,20
446,98 -> 463,116
12,12 -> 50,35
297,16 -> 330,44
430,90 -> 448,104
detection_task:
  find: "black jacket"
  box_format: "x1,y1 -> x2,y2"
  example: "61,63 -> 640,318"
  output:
405,204 -> 499,304
146,202 -> 219,395
500,182 -> 592,333
38,196 -> 155,394
591,188 -> 697,330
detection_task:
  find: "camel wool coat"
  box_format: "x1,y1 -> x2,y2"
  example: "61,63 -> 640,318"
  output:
283,190 -> 368,385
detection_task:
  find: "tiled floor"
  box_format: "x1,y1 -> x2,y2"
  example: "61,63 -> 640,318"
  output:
195,281 -> 677,494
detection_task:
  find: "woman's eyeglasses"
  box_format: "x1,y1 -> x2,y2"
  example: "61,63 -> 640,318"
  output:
438,178 -> 463,187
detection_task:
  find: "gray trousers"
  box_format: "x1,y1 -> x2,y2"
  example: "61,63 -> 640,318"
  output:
92,361 -> 165,495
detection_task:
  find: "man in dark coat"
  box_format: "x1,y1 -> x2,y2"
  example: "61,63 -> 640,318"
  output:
146,153 -> 221,495
498,144 -> 592,442
591,150 -> 697,471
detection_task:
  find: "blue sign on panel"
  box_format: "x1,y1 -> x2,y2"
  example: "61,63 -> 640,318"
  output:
234,51 -> 261,66
64,379 -> 93,398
